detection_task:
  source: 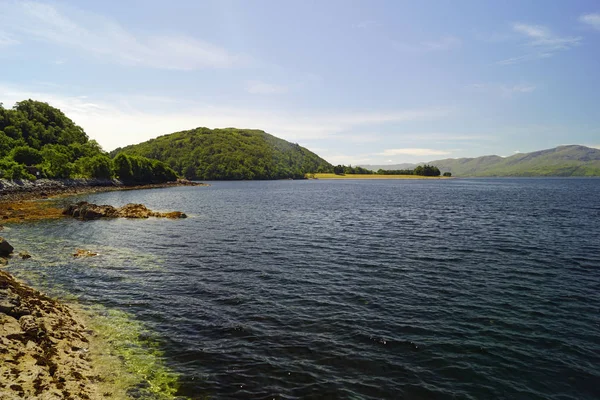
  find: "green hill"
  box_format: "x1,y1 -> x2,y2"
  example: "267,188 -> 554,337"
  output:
362,145 -> 600,177
0,100 -> 177,183
110,127 -> 332,180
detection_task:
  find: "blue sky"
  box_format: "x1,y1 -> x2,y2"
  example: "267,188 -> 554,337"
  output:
1,0 -> 599,165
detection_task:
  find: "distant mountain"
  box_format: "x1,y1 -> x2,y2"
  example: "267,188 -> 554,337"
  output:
361,145 -> 600,177
110,127 -> 332,180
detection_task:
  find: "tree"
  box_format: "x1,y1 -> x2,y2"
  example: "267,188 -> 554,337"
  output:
443,172 -> 452,177
10,146 -> 43,165
333,165 -> 344,175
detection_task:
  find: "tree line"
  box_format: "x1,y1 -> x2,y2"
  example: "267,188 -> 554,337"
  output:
331,164 -> 449,176
0,100 -> 178,183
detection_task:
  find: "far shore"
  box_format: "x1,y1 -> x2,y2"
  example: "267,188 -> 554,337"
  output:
307,173 -> 451,180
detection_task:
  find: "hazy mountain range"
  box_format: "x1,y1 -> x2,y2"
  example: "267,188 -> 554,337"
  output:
360,145 -> 600,177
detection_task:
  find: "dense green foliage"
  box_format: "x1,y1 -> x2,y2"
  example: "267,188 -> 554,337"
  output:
110,127 -> 332,180
333,164 -> 441,176
362,145 -> 600,177
333,165 -> 373,175
0,100 -> 177,183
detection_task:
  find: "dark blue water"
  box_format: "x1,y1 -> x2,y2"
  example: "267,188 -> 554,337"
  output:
5,178 -> 600,399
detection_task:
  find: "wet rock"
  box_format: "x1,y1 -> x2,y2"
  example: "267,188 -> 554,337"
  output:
0,288 -> 21,315
162,211 -> 187,219
73,249 -> 98,258
116,203 -> 154,218
0,237 -> 14,257
63,202 -> 187,220
0,257 -> 7,266
63,202 -> 117,220
18,251 -> 31,260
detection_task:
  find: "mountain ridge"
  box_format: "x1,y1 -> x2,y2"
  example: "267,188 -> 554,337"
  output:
360,145 -> 600,177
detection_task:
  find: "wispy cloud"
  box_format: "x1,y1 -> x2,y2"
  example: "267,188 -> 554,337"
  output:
497,23 -> 581,65
580,13 -> 600,30
0,1 -> 250,70
0,32 -> 19,47
394,35 -> 461,52
354,20 -> 381,29
246,80 -> 288,95
468,83 -> 536,97
0,83 -> 452,151
379,148 -> 451,156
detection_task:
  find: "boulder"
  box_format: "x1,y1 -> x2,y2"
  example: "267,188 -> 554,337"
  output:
0,237 -> 14,257
63,202 -> 117,220
18,251 -> 31,260
63,202 -> 187,220
116,203 -> 153,218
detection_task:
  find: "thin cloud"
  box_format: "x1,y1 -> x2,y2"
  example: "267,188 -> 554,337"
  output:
497,23 -> 581,65
246,80 -> 288,95
580,13 -> 600,30
0,1 -> 251,70
0,84 -> 452,151
379,148 -> 451,156
468,83 -> 536,97
394,35 -> 461,52
0,32 -> 19,47
355,20 -> 381,29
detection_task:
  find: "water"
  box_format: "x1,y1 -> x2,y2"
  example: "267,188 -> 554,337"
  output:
5,178 -> 600,399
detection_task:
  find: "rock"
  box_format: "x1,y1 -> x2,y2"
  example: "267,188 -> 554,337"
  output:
116,203 -> 153,218
73,249 -> 98,258
63,202 -> 187,220
0,257 -> 7,266
162,211 -> 187,219
18,251 -> 31,259
63,201 -> 117,220
0,237 -> 14,256
0,288 -> 21,315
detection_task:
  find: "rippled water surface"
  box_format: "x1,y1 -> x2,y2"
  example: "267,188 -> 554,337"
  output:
5,178 -> 600,399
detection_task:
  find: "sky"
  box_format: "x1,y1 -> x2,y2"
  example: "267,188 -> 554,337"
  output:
0,0 -> 599,165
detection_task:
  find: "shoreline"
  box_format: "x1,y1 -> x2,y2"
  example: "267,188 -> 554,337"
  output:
307,173 -> 451,179
0,178 -> 207,225
0,178 -> 207,203
1,179 -> 201,398
0,269 -> 132,399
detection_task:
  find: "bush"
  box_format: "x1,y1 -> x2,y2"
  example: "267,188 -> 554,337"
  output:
0,158 -> 36,180
11,146 -> 43,165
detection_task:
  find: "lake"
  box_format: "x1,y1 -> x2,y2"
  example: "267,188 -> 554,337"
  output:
5,178 -> 600,399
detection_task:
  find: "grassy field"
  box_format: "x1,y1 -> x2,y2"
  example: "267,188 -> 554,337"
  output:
308,173 -> 448,179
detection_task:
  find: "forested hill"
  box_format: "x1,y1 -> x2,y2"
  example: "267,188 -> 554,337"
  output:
361,145 -> 600,177
0,100 -> 177,183
110,127 -> 332,180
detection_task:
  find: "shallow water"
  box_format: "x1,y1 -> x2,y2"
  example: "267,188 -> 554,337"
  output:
5,178 -> 600,399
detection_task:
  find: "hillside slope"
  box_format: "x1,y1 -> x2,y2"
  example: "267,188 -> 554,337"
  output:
110,127 -> 332,180
362,145 -> 600,177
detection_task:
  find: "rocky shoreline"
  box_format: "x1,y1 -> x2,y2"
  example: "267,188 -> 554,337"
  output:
0,179 -> 201,398
0,178 -> 205,203
0,178 -> 204,226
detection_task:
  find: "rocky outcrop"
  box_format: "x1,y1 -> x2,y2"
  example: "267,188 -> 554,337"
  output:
0,237 -> 14,257
0,270 -> 107,399
63,202 -> 187,220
